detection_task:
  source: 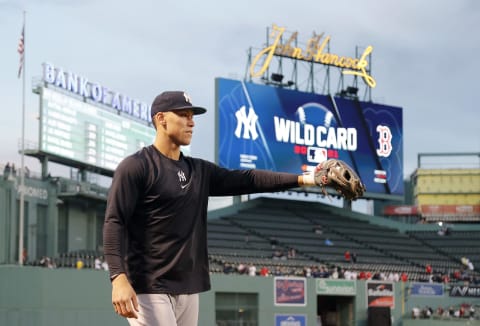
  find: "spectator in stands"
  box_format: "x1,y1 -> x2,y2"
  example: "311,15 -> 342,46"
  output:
358,270 -> 366,280
365,271 -> 372,280
248,264 -> 257,276
318,266 -> 330,278
422,306 -> 433,318
344,269 -> 357,280
438,225 -> 451,236
331,267 -> 339,279
22,248 -> 28,264
426,264 -> 432,274
272,250 -> 286,260
351,270 -> 358,280
223,263 -> 235,274
2,163 -> 9,179
468,260 -> 475,271
344,250 -> 351,262
393,272 -> 400,282
259,266 -> 269,277
428,273 -> 435,283
387,272 -> 395,281
401,272 -> 408,282
454,308 -> 461,318
269,237 -> 279,249
287,248 -> 296,259
442,273 -> 450,283
453,269 -> 461,280
102,259 -> 109,271
343,269 -> 352,280
39,256 -> 49,268
303,266 -> 312,278
412,306 -> 421,319
460,268 -> 471,281
39,256 -> 55,268
273,266 -> 282,276
449,306 -> 455,317
76,259 -> 84,270
95,257 -> 103,270
442,307 -> 450,318
237,263 -> 247,275
103,91 -> 328,324
3,162 -> 11,179
351,252 -> 357,263
432,273 -> 443,283
435,306 -> 444,317
380,271 -> 387,281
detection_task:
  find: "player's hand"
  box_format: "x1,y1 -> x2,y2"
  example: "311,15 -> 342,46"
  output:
111,273 -> 139,319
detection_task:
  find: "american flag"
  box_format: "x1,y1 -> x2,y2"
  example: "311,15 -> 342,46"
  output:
17,24 -> 25,78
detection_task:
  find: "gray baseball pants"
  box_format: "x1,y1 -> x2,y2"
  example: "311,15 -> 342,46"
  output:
127,293 -> 199,326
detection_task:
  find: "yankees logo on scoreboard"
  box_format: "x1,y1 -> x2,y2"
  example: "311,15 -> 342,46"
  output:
234,105 -> 258,140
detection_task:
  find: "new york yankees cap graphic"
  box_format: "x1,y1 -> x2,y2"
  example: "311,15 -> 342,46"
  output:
151,91 -> 207,119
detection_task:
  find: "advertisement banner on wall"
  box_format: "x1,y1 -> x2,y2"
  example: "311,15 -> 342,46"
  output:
274,277 -> 306,306
275,314 -> 307,326
316,279 -> 356,296
410,283 -> 444,297
366,281 -> 394,308
450,285 -> 480,297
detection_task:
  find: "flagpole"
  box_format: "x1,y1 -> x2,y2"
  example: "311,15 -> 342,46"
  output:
18,10 -> 26,266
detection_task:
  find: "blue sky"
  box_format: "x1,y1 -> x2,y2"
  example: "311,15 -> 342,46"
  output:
1,0 -> 479,182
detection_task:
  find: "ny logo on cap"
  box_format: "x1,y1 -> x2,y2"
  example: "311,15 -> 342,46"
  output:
183,92 -> 192,104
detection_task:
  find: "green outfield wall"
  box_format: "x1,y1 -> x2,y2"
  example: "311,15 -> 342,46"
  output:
1,266 -> 480,326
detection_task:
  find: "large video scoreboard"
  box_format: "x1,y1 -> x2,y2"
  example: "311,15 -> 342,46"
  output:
40,87 -> 155,171
216,78 -> 404,200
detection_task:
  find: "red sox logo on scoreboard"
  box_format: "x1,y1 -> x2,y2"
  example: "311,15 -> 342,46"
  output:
376,125 -> 393,157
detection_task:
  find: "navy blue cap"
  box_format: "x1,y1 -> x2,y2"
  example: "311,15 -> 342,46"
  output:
150,91 -> 206,120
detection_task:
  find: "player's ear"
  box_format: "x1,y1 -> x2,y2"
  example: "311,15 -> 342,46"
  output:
154,112 -> 166,128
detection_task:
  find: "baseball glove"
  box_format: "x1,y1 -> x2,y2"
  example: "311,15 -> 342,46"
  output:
314,159 -> 366,200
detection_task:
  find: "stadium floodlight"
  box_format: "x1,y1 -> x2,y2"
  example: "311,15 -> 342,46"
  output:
271,73 -> 284,83
261,73 -> 295,88
346,86 -> 358,95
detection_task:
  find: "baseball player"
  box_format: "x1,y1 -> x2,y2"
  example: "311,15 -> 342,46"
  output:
103,91 -> 363,325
